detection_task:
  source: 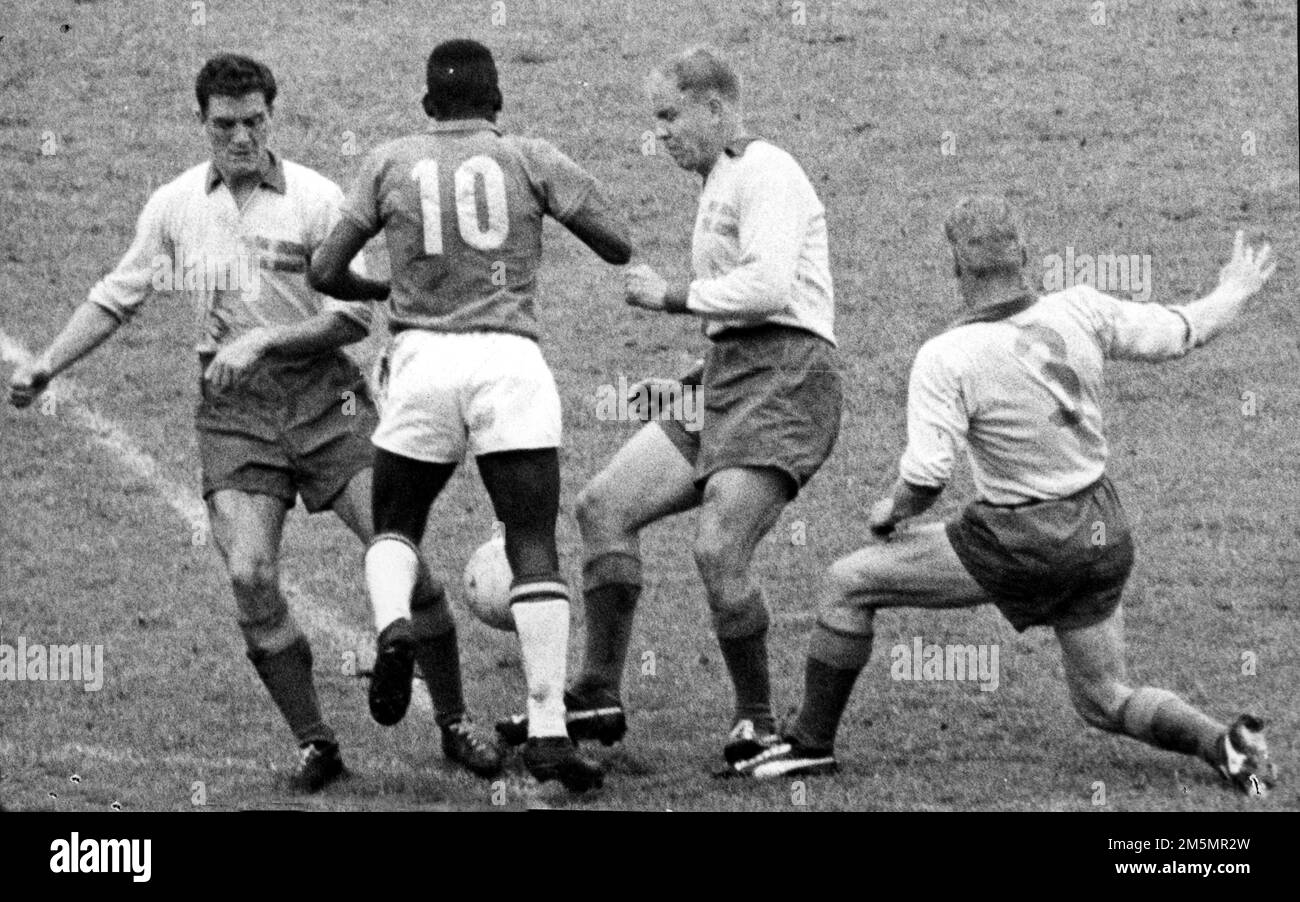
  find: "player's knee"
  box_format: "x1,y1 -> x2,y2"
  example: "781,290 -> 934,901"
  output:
227,551 -> 278,600
692,528 -> 740,582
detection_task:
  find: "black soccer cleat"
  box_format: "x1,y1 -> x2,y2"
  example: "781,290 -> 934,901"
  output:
722,718 -> 781,766
495,689 -> 627,748
369,618 -> 416,726
291,741 -> 346,792
441,717 -> 504,779
522,736 -> 605,792
730,736 -> 839,780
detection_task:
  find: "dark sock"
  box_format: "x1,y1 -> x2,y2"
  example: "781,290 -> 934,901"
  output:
409,567 -> 466,727
415,627 -> 467,728
573,582 -> 640,699
791,657 -> 864,751
248,636 -> 336,747
789,624 -> 874,750
717,628 -> 775,733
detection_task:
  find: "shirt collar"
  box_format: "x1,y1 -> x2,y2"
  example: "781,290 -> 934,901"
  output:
428,118 -> 501,135
948,291 -> 1040,330
205,149 -> 286,195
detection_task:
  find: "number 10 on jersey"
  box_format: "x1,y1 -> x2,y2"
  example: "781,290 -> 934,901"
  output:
411,155 -> 510,255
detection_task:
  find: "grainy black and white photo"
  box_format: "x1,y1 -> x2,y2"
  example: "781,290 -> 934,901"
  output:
1,0 -> 1295,832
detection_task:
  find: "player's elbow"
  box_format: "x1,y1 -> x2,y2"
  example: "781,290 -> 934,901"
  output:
306,258 -> 342,296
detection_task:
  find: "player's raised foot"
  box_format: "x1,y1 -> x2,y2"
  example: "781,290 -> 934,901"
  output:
522,736 -> 605,792
369,618 -> 416,726
722,718 -> 781,767
441,717 -> 504,779
1216,714 -> 1278,798
495,688 -> 627,748
731,736 -> 839,780
291,740 -> 346,792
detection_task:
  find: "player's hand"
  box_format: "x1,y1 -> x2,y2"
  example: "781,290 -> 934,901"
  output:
1217,231 -> 1275,299
626,377 -> 681,420
8,361 -> 52,409
625,264 -> 668,311
204,329 -> 270,391
867,495 -> 898,539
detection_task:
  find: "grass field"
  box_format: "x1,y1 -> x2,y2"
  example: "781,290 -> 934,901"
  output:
1,0 -> 1296,811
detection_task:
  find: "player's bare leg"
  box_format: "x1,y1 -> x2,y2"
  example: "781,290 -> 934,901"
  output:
496,422 -> 700,748
333,465 -> 498,775
739,522 -> 990,778
477,448 -> 603,791
1057,610 -> 1276,796
572,422 -> 700,699
693,466 -> 789,764
207,489 -> 342,791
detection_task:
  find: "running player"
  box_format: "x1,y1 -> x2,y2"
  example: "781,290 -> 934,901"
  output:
6,54 -> 488,791
495,47 -> 842,771
738,196 -> 1279,797
307,39 -> 632,791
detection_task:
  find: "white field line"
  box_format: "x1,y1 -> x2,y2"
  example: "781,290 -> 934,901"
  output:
0,327 -> 428,713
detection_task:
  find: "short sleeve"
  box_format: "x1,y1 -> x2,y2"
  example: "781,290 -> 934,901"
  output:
898,338 -> 969,490
516,137 -> 598,223
87,185 -> 173,323
1076,285 -> 1193,362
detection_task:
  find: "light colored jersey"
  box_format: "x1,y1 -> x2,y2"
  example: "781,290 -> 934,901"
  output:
687,139 -> 835,346
899,284 -> 1196,505
340,119 -> 605,341
89,152 -> 371,354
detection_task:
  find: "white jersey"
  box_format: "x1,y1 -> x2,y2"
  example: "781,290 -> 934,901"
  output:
89,152 -> 370,355
686,139 -> 835,346
899,284 -> 1196,505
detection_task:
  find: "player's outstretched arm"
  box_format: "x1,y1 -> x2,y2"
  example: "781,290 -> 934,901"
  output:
307,219 -> 391,301
8,302 -> 121,409
1177,231 -> 1276,347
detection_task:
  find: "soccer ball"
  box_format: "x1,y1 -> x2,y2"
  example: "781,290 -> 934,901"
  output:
462,525 -> 515,632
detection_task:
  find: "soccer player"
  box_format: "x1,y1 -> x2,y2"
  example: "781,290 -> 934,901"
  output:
7,54 -> 497,791
307,39 -> 633,791
739,196 -> 1279,796
496,47 -> 842,770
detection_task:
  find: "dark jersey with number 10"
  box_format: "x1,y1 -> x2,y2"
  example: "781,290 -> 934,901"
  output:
341,118 -> 626,340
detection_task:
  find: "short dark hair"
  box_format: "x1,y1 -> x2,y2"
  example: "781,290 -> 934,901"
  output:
425,39 -> 501,119
195,54 -> 277,117
663,47 -> 740,104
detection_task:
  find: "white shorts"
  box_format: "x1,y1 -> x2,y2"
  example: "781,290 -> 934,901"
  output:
371,330 -> 562,463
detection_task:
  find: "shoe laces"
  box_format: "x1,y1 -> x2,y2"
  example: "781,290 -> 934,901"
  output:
729,719 -> 757,742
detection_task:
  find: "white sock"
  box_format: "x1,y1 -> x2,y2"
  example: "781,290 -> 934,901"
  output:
511,596 -> 570,738
365,537 -> 419,634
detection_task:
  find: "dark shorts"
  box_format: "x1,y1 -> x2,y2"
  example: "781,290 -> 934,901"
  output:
196,352 -> 378,512
947,476 -> 1134,632
660,324 -> 842,499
